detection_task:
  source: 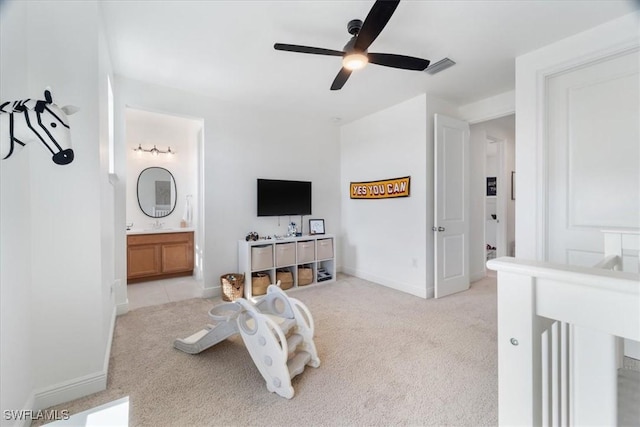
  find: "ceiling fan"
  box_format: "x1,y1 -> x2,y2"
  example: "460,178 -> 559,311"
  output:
274,0 -> 430,91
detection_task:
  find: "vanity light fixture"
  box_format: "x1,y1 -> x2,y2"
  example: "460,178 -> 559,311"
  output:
133,144 -> 176,156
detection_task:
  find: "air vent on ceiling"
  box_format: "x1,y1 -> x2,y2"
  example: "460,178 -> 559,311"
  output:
425,58 -> 456,75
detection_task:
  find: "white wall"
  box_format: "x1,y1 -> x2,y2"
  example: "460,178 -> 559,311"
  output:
98,4 -> 117,383
125,109 -> 200,231
340,94 -> 428,297
114,77 -> 341,300
515,11 -> 639,260
340,94 -> 459,298
459,90 -> 515,124
0,1 -> 35,420
1,0 -> 115,418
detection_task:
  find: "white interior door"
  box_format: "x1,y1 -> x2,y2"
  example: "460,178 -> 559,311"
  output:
546,48 -> 639,361
434,114 -> 470,298
546,48 -> 639,266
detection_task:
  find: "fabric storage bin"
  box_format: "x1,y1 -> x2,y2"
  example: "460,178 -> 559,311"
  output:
317,238 -> 333,260
298,266 -> 313,286
297,241 -> 315,263
276,268 -> 294,290
252,272 -> 271,296
251,245 -> 273,271
275,242 -> 296,267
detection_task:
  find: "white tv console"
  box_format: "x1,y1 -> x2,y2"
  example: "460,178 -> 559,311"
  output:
238,234 -> 336,300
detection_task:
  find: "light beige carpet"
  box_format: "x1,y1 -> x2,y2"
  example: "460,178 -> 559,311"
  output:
38,275 -> 498,426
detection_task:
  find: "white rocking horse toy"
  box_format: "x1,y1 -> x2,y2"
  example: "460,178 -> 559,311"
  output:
174,284 -> 321,399
0,89 -> 78,165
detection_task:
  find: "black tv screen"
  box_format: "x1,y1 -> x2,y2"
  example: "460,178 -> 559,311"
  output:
257,179 -> 312,217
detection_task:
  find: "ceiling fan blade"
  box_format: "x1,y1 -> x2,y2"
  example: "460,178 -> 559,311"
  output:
274,43 -> 344,57
354,0 -> 400,52
368,52 -> 430,70
330,67 -> 352,91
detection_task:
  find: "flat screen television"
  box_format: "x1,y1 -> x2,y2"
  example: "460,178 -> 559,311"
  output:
257,179 -> 312,217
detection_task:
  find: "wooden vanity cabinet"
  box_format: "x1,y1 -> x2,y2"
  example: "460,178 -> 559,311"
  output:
127,231 -> 194,283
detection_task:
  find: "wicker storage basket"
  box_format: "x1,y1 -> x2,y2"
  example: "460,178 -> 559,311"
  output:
220,273 -> 244,301
297,267 -> 313,286
252,272 -> 271,296
276,269 -> 294,290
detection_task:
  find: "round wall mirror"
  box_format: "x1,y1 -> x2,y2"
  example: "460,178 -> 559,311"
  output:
137,167 -> 177,218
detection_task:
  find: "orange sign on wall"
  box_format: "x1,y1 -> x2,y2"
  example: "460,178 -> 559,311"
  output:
350,176 -> 411,199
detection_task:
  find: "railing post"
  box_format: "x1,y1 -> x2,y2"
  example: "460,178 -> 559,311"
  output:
497,271 -> 543,425
603,232 -> 623,271
601,231 -> 627,369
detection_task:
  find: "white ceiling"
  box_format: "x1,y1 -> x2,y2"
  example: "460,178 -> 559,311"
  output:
101,0 -> 637,124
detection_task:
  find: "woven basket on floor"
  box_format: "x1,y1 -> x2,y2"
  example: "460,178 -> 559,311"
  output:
252,272 -> 271,296
220,273 -> 244,301
276,269 -> 294,290
298,267 -> 313,286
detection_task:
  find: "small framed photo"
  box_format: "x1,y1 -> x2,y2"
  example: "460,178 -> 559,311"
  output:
486,177 -> 497,196
309,219 -> 325,235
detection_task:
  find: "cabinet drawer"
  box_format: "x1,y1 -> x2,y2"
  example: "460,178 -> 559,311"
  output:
297,241 -> 315,263
251,245 -> 273,271
317,238 -> 333,260
275,243 -> 296,267
128,232 -> 192,246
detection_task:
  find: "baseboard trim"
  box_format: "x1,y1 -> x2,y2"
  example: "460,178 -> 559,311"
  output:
33,306 -> 117,410
471,271 -> 486,282
33,370 -> 107,411
116,300 -> 129,316
202,286 -> 220,299
426,286 -> 434,299
103,306 -> 116,372
11,393 -> 36,427
342,267 -> 428,299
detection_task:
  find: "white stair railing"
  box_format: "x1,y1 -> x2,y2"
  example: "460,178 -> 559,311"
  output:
487,249 -> 640,426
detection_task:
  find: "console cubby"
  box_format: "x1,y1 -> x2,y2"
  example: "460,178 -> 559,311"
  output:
238,234 -> 336,300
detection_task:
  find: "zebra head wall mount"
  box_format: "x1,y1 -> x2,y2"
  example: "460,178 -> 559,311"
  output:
0,88 -> 79,165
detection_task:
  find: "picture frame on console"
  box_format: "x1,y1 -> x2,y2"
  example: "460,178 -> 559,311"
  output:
309,219 -> 325,235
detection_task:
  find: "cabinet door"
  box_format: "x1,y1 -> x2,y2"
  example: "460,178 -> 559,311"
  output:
128,245 -> 161,278
162,242 -> 194,273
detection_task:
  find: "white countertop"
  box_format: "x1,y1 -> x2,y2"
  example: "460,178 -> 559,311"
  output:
126,227 -> 195,235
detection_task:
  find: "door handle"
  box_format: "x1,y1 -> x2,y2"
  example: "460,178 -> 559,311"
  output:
432,226 -> 446,232
438,227 -> 445,232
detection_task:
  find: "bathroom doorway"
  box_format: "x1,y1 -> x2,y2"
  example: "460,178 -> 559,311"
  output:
124,108 -> 205,306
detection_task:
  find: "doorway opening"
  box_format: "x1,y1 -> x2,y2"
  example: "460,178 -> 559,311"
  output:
469,114 -> 515,280
124,107 -> 205,309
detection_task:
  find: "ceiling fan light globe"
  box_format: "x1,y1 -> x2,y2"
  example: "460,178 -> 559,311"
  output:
343,53 -> 368,70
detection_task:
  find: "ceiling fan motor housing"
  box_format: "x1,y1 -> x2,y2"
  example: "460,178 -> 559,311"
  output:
347,19 -> 363,35
343,36 -> 358,53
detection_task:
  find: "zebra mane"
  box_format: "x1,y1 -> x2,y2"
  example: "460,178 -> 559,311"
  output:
0,99 -> 40,114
